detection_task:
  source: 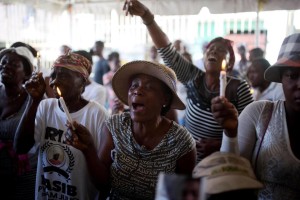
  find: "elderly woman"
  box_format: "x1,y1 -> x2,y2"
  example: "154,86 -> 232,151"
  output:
66,60 -> 197,200
14,52 -> 108,200
123,0 -> 253,161
213,33 -> 300,199
0,46 -> 36,199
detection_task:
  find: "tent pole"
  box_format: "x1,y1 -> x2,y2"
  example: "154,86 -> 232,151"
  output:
255,0 -> 260,47
68,2 -> 73,46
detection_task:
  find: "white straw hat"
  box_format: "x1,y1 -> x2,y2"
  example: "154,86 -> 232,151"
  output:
192,152 -> 263,194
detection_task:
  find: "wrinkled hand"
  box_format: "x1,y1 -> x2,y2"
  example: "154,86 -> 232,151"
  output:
211,96 -> 238,137
123,0 -> 149,17
24,72 -> 46,102
196,138 -> 221,158
111,98 -> 125,115
65,121 -> 95,154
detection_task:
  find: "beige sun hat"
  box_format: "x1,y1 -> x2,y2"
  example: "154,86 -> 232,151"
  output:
192,152 -> 263,194
112,60 -> 185,110
265,33 -> 300,83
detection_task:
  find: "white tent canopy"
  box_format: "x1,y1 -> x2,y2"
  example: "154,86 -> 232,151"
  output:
0,0 -> 299,67
2,0 -> 300,15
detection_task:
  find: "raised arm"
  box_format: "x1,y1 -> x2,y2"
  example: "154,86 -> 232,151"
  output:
14,72 -> 46,154
124,0 -> 201,83
124,0 -> 170,48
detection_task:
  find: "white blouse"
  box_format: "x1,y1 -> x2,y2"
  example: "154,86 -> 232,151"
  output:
221,100 -> 300,200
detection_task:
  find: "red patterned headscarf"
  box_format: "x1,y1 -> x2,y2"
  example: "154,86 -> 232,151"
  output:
52,52 -> 91,80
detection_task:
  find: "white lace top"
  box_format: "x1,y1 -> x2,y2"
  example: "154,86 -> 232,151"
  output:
222,100 -> 300,200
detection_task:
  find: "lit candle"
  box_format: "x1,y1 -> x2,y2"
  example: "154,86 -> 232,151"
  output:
219,59 -> 227,97
36,51 -> 41,72
57,87 -> 75,130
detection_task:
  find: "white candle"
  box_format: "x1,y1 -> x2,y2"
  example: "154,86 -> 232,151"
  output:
219,59 -> 227,97
57,87 -> 75,130
36,51 -> 41,72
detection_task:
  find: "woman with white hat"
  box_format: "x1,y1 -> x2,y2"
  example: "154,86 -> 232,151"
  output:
212,33 -> 300,199
66,60 -> 197,200
0,46 -> 36,199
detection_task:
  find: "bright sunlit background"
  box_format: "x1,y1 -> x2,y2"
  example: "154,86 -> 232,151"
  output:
0,1 -> 299,76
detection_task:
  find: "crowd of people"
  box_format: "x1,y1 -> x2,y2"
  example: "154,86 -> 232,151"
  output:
0,0 -> 300,199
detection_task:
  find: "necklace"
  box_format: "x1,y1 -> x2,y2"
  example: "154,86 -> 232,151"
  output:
202,76 -> 219,101
128,135 -> 141,180
10,93 -> 22,101
1,90 -> 24,102
10,88 -> 26,101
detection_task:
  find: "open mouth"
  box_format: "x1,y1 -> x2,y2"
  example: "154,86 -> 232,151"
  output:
1,71 -> 12,77
294,97 -> 300,103
132,102 -> 145,111
208,57 -> 217,62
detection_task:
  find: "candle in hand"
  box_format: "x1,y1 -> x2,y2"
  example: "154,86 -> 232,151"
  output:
219,59 -> 227,97
57,87 -> 75,130
36,52 -> 41,72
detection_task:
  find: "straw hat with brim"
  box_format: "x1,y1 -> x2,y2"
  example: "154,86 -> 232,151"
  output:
112,60 -> 185,110
202,173 -> 263,194
192,152 -> 263,194
265,33 -> 300,83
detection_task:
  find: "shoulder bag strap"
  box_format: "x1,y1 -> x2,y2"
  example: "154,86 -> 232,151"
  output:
254,101 -> 274,172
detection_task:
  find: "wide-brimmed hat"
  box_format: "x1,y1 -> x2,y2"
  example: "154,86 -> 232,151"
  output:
192,152 -> 263,194
112,60 -> 185,110
265,33 -> 300,83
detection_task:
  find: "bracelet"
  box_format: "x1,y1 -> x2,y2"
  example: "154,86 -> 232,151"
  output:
142,9 -> 154,26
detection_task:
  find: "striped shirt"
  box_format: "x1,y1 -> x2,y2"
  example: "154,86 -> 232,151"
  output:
106,112 -> 195,200
158,44 -> 253,161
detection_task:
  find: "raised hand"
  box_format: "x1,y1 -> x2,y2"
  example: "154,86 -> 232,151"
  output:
24,72 -> 46,102
111,98 -> 125,115
211,96 -> 238,137
65,121 -> 95,154
123,0 -> 148,17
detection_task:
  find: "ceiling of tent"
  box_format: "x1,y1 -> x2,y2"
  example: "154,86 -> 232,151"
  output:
1,0 -> 300,15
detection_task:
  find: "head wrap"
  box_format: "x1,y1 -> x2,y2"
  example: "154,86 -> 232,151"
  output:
52,51 -> 91,80
206,37 -> 235,71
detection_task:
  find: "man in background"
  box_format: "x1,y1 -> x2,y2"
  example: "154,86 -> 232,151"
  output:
247,58 -> 284,101
92,41 -> 110,85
